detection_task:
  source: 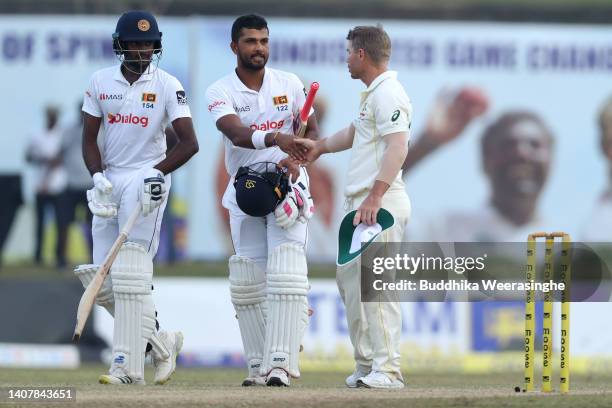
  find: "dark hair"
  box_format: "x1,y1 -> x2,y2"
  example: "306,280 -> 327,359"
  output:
231,14 -> 268,42
346,25 -> 391,64
481,111 -> 553,157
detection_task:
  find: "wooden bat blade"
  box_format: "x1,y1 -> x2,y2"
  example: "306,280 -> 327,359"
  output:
72,272 -> 106,342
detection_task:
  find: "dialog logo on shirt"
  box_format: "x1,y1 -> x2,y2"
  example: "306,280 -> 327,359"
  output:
250,120 -> 285,131
107,113 -> 149,128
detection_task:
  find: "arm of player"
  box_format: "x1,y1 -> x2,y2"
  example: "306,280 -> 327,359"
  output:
295,124 -> 355,162
154,117 -> 199,175
354,132 -> 408,226
206,84 -> 307,161
215,114 -> 307,162
82,112 -> 117,218
82,112 -> 103,176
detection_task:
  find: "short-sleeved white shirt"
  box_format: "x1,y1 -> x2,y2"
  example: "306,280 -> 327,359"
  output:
205,68 -> 311,177
82,65 -> 191,170
345,71 -> 412,197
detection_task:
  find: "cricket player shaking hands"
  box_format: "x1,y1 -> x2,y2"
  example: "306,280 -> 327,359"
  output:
297,25 -> 412,389
77,10 -> 198,385
205,14 -> 319,387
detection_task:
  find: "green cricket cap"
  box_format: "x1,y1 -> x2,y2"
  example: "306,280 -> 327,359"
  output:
337,208 -> 395,266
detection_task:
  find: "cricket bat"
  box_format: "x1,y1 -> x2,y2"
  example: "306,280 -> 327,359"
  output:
72,206 -> 141,343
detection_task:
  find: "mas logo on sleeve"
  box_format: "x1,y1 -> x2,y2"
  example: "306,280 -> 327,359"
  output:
391,109 -> 400,122
176,90 -> 187,105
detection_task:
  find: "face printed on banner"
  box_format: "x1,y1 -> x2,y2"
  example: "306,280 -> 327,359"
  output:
484,116 -> 552,199
232,28 -> 269,71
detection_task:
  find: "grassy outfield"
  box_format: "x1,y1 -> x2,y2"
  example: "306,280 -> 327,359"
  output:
1,365 -> 611,407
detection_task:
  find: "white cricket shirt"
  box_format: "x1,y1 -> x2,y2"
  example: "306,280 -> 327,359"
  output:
345,71 -> 412,197
82,65 -> 191,170
205,68 -> 311,177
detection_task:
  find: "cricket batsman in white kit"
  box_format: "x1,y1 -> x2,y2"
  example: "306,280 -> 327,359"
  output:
205,14 -> 318,387
297,25 -> 412,389
76,10 -> 199,385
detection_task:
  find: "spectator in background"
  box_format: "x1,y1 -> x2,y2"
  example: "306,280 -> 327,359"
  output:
25,105 -> 67,266
583,96 -> 612,240
56,102 -> 94,267
403,101 -> 555,241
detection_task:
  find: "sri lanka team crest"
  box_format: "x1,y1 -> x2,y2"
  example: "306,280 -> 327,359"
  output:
272,95 -> 288,105
142,93 -> 156,102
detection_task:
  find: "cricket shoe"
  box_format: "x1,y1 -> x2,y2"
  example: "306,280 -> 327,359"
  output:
152,331 -> 184,385
98,374 -> 145,385
345,368 -> 371,388
266,368 -> 290,387
242,376 -> 267,386
242,359 -> 266,386
357,371 -> 404,389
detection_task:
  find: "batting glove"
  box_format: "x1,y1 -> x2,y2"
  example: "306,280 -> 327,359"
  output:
87,172 -> 117,218
141,168 -> 166,217
274,172 -> 315,230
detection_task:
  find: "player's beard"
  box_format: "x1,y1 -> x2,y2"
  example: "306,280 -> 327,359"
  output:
239,50 -> 268,71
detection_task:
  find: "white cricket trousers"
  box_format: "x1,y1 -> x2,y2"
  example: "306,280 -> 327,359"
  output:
92,167 -> 170,264
336,188 -> 411,379
223,181 -> 308,270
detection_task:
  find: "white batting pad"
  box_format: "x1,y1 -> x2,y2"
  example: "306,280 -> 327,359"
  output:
110,242 -> 156,382
229,255 -> 267,378
74,263 -> 170,363
262,243 -> 309,378
74,264 -> 114,315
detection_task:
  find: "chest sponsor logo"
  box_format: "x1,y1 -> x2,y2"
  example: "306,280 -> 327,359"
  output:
235,105 -> 250,113
142,93 -> 156,102
107,113 -> 149,128
99,93 -> 123,101
272,95 -> 288,106
250,119 -> 285,131
176,90 -> 187,105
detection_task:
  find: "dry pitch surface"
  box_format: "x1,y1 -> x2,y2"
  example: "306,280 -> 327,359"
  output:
1,365 -> 612,407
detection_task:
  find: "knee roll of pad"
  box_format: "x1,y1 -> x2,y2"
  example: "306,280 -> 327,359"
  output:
111,242 -> 156,381
229,255 -> 267,376
263,243 -> 309,378
74,264 -> 114,312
